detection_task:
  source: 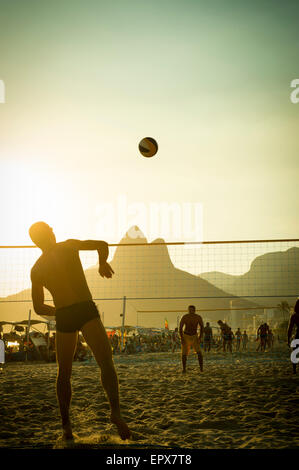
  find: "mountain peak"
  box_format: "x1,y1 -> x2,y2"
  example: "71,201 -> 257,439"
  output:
119,226 -> 148,244
151,237 -> 166,245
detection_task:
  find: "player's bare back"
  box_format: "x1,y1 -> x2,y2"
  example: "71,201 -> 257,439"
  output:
31,240 -> 93,309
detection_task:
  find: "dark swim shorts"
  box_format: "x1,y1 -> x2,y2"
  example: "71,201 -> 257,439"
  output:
55,300 -> 100,333
224,334 -> 232,341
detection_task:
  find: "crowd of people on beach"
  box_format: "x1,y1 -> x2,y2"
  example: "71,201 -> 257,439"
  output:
1,320 -> 276,363
216,320 -> 275,353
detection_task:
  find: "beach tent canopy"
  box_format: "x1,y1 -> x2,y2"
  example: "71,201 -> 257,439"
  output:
0,320 -> 48,326
114,325 -> 137,331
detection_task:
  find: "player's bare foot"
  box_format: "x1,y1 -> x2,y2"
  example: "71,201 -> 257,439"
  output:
110,413 -> 131,440
62,422 -> 74,441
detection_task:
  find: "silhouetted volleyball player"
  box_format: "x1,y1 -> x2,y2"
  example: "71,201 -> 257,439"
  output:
29,222 -> 130,442
179,306 -> 204,373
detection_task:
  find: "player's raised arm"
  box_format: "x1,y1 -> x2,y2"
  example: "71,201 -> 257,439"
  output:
66,239 -> 114,278
66,238 -> 108,257
198,315 -> 204,341
179,316 -> 186,343
256,325 -> 261,338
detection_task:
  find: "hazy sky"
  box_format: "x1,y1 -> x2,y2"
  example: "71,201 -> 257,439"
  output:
0,0 -> 298,246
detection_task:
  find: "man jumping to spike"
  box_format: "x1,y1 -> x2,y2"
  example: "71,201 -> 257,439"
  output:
29,222 -> 131,442
179,305 -> 204,373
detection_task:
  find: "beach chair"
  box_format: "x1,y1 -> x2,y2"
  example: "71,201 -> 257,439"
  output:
30,334 -> 48,360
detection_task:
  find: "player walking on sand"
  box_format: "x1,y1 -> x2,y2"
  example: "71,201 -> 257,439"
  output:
256,323 -> 269,352
203,322 -> 213,352
235,328 -> 242,351
29,222 -> 130,442
242,330 -> 248,350
217,320 -> 233,353
179,305 -> 204,373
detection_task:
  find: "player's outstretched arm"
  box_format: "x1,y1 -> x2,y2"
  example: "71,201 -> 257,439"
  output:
256,326 -> 260,338
179,316 -> 185,344
198,316 -> 204,341
66,239 -> 114,278
66,239 -> 108,256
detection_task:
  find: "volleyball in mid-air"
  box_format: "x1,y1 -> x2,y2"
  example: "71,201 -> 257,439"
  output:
138,137 -> 158,158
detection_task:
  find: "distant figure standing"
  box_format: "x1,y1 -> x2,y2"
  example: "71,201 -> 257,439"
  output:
29,222 -> 130,442
267,329 -> 274,350
235,328 -> 242,351
203,322 -> 213,352
257,323 -> 269,352
227,327 -> 234,353
171,328 -> 180,353
287,299 -> 299,374
217,320 -> 233,353
242,331 -> 248,350
179,305 -> 204,373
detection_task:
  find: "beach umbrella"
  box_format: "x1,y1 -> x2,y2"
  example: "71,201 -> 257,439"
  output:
106,329 -> 116,338
14,320 -> 47,326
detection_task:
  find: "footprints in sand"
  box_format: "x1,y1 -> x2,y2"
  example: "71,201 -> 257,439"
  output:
1,350 -> 298,449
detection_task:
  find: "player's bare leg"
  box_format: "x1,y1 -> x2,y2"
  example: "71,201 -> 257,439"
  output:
182,354 -> 187,373
82,317 -> 130,440
55,331 -> 78,441
197,351 -> 203,372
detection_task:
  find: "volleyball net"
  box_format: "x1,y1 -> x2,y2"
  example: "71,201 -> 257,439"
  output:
0,238 -> 298,330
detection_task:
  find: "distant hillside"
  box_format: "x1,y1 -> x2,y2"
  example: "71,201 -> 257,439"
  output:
0,227 -> 261,327
200,247 -> 299,308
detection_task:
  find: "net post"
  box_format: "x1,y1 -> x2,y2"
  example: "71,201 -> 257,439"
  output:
47,322 -> 50,362
26,309 -> 31,362
121,296 -> 126,350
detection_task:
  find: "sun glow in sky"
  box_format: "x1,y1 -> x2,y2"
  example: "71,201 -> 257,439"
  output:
0,159 -> 76,245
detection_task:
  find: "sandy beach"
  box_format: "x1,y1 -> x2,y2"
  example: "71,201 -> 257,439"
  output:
1,346 -> 298,449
